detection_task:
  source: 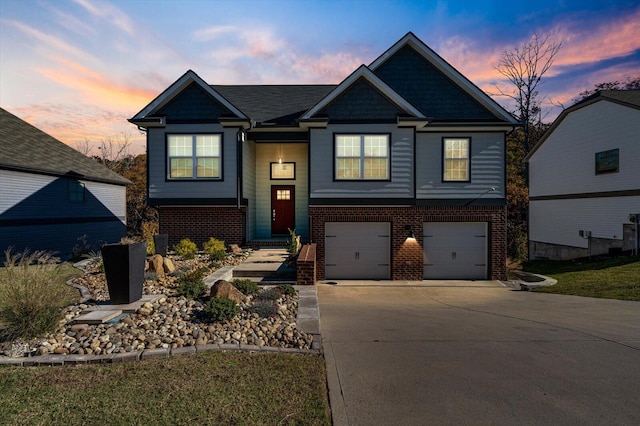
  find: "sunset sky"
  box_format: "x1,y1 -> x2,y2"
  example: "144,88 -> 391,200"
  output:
1,0 -> 639,154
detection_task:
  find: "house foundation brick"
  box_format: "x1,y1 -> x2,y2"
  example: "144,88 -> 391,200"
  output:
309,205 -> 506,281
297,243 -> 317,285
158,206 -> 245,248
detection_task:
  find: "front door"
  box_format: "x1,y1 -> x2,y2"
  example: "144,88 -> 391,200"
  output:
271,185 -> 295,236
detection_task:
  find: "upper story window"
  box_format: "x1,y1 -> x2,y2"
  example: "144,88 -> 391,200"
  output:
69,180 -> 85,202
443,138 -> 470,182
167,134 -> 221,179
595,148 -> 619,174
335,134 -> 389,180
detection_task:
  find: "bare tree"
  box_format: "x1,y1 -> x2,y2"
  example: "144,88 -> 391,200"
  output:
74,132 -> 133,171
493,33 -> 562,153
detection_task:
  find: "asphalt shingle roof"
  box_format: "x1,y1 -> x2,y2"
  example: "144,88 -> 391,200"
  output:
0,108 -> 130,185
212,85 -> 337,125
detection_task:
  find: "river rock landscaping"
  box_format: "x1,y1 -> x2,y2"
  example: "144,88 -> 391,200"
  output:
1,251 -> 314,358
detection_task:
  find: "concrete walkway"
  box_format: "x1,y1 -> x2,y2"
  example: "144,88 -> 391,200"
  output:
318,280 -> 640,426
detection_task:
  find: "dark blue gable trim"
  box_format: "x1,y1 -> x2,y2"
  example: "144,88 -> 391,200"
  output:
374,45 -> 497,121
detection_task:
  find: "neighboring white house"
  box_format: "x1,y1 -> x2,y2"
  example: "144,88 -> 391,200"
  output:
0,107 -> 130,258
525,90 -> 640,260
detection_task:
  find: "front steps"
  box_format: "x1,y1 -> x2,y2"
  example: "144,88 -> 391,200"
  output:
232,248 -> 296,284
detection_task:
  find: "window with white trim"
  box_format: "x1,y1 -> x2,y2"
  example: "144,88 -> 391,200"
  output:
168,134 -> 221,179
335,134 -> 389,180
443,138 -> 470,181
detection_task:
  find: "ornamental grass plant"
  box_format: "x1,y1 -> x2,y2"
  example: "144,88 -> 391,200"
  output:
0,250 -> 79,340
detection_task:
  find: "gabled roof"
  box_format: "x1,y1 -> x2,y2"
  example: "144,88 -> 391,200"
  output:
300,65 -> 427,122
0,108 -> 130,186
525,90 -> 640,162
370,32 -> 518,124
129,70 -> 248,125
213,84 -> 336,125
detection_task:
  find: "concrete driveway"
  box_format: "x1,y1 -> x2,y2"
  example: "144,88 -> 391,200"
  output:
317,280 -> 640,426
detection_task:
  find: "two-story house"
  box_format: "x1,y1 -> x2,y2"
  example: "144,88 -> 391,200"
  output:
130,32 -> 518,281
525,90 -> 640,260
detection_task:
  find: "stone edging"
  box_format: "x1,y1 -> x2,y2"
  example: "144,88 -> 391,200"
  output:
0,262 -> 323,367
0,341 -> 322,367
512,271 -> 558,291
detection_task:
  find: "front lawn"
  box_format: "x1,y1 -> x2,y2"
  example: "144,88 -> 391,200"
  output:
522,256 -> 640,300
0,350 -> 330,425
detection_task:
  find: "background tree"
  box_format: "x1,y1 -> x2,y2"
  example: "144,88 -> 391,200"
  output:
573,76 -> 640,103
75,135 -> 156,236
493,33 -> 561,261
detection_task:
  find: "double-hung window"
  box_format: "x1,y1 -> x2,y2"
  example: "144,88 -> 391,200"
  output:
443,138 -> 470,181
168,134 -> 221,179
335,134 -> 389,180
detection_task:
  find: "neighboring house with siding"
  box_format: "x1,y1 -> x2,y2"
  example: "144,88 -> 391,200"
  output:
0,107 -> 130,258
130,32 -> 518,280
525,90 -> 640,260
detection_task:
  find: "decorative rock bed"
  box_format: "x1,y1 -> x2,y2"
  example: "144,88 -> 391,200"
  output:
1,252 -> 316,360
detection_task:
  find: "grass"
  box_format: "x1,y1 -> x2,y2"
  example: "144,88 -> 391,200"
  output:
0,258 -> 82,336
522,255 -> 640,300
0,351 -> 330,425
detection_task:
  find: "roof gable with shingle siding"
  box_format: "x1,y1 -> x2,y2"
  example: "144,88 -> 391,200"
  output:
156,82 -> 234,121
373,45 -> 495,121
319,77 -> 405,121
0,108 -> 130,185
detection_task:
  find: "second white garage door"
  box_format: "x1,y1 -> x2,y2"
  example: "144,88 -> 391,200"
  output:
325,222 -> 391,280
423,222 -> 488,279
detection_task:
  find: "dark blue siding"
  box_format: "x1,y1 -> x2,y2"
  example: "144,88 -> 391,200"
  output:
374,45 -> 496,121
320,78 -> 404,121
156,83 -> 233,120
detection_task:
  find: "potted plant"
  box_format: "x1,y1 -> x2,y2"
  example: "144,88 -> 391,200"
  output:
153,233 -> 169,256
101,238 -> 146,304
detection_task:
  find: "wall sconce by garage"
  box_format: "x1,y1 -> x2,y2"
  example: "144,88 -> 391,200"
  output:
405,225 -> 416,240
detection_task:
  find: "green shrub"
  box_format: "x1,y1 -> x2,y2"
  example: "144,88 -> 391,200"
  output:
287,228 -> 301,257
209,261 -> 222,269
249,300 -> 278,318
203,237 -> 226,261
174,238 -> 198,259
255,288 -> 282,301
176,267 -> 208,299
144,272 -> 158,281
233,279 -> 260,295
276,283 -> 295,296
176,279 -> 206,299
0,250 -> 78,339
202,297 -> 239,322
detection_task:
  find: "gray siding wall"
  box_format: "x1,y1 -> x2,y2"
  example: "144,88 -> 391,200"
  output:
309,124 -> 414,199
0,169 -> 126,257
415,132 -> 505,199
243,141 -> 256,241
148,124 -> 238,200
529,101 -> 640,197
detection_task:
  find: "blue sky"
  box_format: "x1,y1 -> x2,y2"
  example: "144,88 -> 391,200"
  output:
1,0 -> 639,153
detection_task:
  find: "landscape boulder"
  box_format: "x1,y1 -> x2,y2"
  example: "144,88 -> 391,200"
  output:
229,244 -> 243,254
148,254 -> 165,277
163,257 -> 176,274
210,280 -> 246,304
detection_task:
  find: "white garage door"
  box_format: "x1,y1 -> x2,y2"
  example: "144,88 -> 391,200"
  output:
423,222 -> 488,279
325,222 -> 390,279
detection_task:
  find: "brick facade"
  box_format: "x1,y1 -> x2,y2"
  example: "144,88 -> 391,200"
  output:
158,206 -> 245,248
309,205 -> 506,281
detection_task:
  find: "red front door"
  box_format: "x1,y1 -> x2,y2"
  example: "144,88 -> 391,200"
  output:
271,185 -> 295,236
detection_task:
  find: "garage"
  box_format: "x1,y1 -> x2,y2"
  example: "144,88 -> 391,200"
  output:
325,222 -> 391,279
423,222 -> 488,279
